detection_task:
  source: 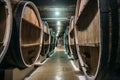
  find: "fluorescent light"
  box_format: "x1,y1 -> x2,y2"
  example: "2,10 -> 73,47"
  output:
55,8 -> 59,11
55,11 -> 60,16
57,26 -> 61,30
57,21 -> 61,25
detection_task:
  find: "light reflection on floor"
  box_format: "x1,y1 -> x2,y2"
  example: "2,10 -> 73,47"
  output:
25,46 -> 86,80
70,57 -> 86,80
55,76 -> 62,80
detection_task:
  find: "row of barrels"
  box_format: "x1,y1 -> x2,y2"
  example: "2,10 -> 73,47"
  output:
0,0 -> 56,69
65,0 -> 120,80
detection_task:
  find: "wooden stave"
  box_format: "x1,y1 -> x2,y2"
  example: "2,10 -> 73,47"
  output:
75,0 -> 120,79
0,0 -> 12,64
40,22 -> 51,61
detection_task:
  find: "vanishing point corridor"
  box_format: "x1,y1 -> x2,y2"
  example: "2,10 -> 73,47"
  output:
25,47 -> 85,80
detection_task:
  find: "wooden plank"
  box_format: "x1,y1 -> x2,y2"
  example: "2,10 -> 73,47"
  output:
22,6 -> 40,28
21,43 -> 40,47
22,18 -> 41,30
76,0 -> 98,31
21,18 -> 41,44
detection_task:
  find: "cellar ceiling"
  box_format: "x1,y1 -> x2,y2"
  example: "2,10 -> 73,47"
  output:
29,0 -> 77,37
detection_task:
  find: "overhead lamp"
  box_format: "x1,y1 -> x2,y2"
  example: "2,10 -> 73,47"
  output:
57,21 -> 61,25
55,11 -> 60,16
55,8 -> 59,11
57,26 -> 61,30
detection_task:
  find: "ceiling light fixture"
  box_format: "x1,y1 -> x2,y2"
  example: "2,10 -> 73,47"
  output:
55,11 -> 60,16
57,21 -> 61,25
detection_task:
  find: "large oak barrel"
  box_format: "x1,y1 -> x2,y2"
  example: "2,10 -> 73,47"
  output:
1,1 -> 43,68
68,16 -> 79,68
13,1 -> 43,68
64,26 -> 70,55
68,17 -> 78,59
40,22 -> 51,62
48,29 -> 56,56
75,0 -> 120,79
0,0 -> 12,63
64,34 -> 69,53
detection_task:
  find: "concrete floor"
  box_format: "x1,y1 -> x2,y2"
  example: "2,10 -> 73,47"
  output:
25,47 -> 85,80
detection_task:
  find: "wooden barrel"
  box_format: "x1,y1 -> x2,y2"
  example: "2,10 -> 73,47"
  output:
64,27 -> 70,55
40,22 -> 51,61
0,0 -> 12,63
48,29 -> 56,56
67,16 -> 79,68
75,0 -> 120,79
1,1 -> 43,68
13,1 -> 43,68
68,17 -> 78,59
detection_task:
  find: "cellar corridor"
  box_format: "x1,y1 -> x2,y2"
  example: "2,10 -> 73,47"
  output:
24,47 -> 85,80
0,0 -> 120,80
